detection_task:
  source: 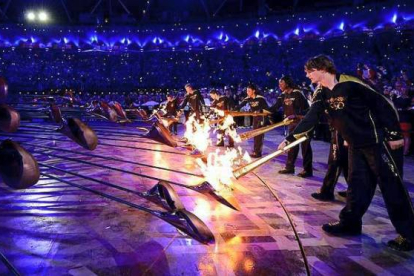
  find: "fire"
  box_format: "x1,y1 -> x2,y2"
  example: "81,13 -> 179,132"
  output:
218,115 -> 241,144
183,112 -> 252,191
196,146 -> 251,191
184,114 -> 211,153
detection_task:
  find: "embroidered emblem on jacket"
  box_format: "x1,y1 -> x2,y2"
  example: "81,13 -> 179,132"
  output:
328,97 -> 345,110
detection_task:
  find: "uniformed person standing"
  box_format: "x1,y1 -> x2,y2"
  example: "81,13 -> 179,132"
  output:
236,84 -> 269,158
278,55 -> 414,251
210,89 -> 234,147
179,83 -> 205,122
269,76 -> 313,177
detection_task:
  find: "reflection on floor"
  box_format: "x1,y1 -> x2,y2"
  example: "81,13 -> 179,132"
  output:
1,121 -> 414,275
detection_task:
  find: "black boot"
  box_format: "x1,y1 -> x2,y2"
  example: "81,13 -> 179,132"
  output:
249,152 -> 262,158
278,168 -> 294,174
297,170 -> 313,178
322,221 -> 361,236
311,192 -> 334,201
337,191 -> 347,198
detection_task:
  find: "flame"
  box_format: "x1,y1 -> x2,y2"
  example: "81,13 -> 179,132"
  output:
184,114 -> 211,153
219,115 -> 242,144
196,147 -> 251,191
183,113 -> 252,191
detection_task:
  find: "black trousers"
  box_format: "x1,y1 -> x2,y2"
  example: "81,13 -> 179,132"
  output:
339,142 -> 414,240
253,116 -> 265,154
217,124 -> 235,146
285,124 -> 313,172
321,131 -> 348,195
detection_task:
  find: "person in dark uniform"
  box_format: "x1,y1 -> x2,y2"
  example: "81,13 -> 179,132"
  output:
278,55 -> 414,251
236,84 -> 269,158
210,89 -> 234,147
179,83 -> 205,122
269,76 -> 313,177
164,94 -> 179,135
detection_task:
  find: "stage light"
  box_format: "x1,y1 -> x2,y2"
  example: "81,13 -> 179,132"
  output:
392,13 -> 398,24
26,11 -> 36,21
38,11 -> 49,22
294,27 -> 300,35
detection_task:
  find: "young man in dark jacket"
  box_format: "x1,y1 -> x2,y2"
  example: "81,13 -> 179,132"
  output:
236,84 -> 269,158
278,55 -> 414,251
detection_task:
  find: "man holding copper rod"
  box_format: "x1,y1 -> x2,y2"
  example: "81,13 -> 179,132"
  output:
209,89 -> 235,148
236,84 -> 269,158
268,76 -> 313,178
277,55 -> 414,251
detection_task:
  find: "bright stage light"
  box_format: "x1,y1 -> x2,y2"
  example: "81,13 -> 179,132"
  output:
26,11 -> 36,21
38,11 -> 49,22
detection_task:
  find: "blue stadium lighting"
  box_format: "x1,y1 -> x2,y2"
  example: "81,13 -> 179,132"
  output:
217,32 -> 229,42
294,27 -> 300,36
152,37 -> 164,44
91,35 -> 98,43
392,13 -> 398,23
1,6 -> 413,52
402,14 -> 413,21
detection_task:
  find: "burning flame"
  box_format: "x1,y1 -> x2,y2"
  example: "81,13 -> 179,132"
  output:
184,114 -> 211,153
183,112 -> 252,191
196,147 -> 251,191
218,115 -> 242,144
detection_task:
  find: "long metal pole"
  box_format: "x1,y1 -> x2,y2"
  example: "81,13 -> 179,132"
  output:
24,142 -> 202,177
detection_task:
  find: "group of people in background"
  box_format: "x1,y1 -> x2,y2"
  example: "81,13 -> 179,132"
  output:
166,54 -> 414,252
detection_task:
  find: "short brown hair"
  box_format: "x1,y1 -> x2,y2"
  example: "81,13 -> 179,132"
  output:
305,55 -> 337,74
247,83 -> 259,94
209,89 -> 219,95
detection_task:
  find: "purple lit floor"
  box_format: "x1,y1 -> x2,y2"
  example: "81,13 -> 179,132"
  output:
1,121 -> 414,275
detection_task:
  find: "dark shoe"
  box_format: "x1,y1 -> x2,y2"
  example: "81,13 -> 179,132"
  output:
278,168 -> 295,175
311,192 -> 334,201
322,221 -> 361,236
297,170 -> 313,178
387,235 -> 414,251
228,142 -> 235,148
337,191 -> 347,198
249,152 -> 262,158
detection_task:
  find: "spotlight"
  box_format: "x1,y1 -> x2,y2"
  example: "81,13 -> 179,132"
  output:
26,11 -> 36,21
38,11 -> 49,22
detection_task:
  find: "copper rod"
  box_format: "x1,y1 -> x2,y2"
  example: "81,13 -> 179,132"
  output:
239,119 -> 293,141
233,136 -> 308,179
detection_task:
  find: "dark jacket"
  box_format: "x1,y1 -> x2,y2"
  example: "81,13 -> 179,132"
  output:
179,90 -> 205,113
236,95 -> 269,112
269,89 -> 309,118
211,96 -> 231,111
165,98 -> 179,117
286,74 -> 402,148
